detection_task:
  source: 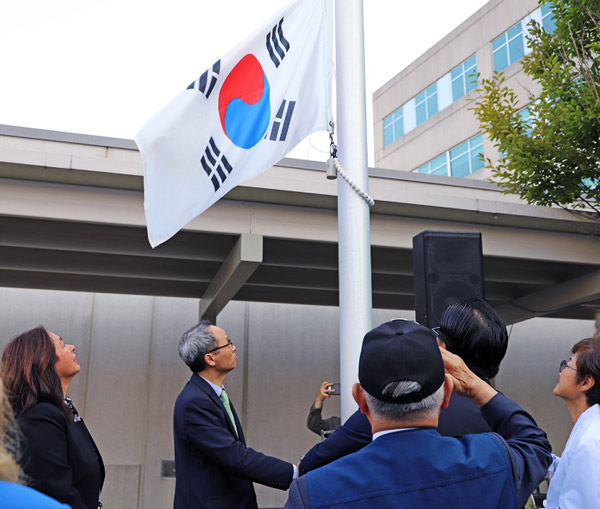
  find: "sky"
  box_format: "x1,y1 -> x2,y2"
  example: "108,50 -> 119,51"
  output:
0,0 -> 490,165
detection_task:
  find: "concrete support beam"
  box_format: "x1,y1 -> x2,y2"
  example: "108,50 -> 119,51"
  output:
495,269 -> 600,324
199,234 -> 263,322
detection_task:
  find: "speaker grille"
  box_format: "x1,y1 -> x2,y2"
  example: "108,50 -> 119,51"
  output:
413,231 -> 485,327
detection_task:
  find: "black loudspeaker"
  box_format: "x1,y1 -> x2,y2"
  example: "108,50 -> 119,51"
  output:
413,231 -> 485,328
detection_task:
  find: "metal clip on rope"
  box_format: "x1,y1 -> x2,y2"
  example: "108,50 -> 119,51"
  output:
326,121 -> 375,207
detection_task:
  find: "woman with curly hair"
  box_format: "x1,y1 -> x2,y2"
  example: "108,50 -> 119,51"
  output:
1,326 -> 104,508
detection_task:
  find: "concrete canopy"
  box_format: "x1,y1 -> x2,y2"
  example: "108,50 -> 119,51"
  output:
0,124 -> 599,324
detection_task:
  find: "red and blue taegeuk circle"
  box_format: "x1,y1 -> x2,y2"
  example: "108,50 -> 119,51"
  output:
218,54 -> 270,149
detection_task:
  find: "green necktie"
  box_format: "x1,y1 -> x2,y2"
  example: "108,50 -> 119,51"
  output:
220,388 -> 239,438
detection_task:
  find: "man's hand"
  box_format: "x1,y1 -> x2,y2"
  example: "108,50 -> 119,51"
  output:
440,348 -> 497,407
315,381 -> 335,408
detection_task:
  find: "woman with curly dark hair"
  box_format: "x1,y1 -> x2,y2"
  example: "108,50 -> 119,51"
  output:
1,327 -> 104,509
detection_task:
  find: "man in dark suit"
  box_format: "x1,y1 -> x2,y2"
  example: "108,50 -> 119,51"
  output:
286,319 -> 551,509
173,321 -> 295,509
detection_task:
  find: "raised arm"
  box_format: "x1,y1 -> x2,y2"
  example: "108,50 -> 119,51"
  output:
441,348 -> 552,507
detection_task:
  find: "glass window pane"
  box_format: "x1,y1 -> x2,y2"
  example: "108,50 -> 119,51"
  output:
426,83 -> 437,96
507,24 -> 522,40
452,78 -> 464,102
431,154 -> 447,175
470,133 -> 483,148
492,34 -> 505,51
541,3 -> 553,16
451,154 -> 470,177
427,96 -> 438,117
416,103 -> 427,125
451,65 -> 462,79
418,163 -> 430,174
384,126 -> 394,146
416,91 -> 425,104
465,67 -> 478,93
508,34 -> 524,64
583,177 -> 597,190
384,114 -> 393,128
450,141 -> 468,159
394,120 -> 404,139
465,55 -> 477,70
493,46 -> 509,71
470,149 -> 484,173
432,154 -> 447,168
543,13 -> 556,33
432,163 -> 448,176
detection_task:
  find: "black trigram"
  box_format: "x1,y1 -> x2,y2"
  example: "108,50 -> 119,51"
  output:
266,18 -> 290,68
266,100 -> 296,141
200,137 -> 233,192
187,60 -> 221,99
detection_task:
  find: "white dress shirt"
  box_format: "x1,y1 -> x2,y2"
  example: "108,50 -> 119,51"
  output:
545,404 -> 600,508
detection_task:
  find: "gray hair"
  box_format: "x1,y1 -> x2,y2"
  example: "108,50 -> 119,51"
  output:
178,320 -> 216,373
364,380 -> 445,423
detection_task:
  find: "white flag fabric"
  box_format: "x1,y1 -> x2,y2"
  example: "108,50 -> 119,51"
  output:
136,0 -> 332,247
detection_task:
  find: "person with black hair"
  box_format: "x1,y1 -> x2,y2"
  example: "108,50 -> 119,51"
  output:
299,297 -> 509,474
544,336 -> 600,508
287,320 -> 550,508
306,381 -> 341,436
433,297 -> 508,436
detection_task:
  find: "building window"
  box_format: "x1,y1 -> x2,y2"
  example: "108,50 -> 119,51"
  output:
384,107 -> 404,147
451,55 -> 478,102
492,23 -> 525,72
450,134 -> 484,177
413,134 -> 484,178
541,2 -> 556,33
415,84 -> 438,126
519,106 -> 533,136
416,153 -> 449,176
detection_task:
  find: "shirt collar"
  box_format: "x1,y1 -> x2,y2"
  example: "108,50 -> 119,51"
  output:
373,427 -> 416,441
200,375 -> 224,397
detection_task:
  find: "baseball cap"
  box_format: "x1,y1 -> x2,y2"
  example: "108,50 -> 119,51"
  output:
358,319 -> 445,403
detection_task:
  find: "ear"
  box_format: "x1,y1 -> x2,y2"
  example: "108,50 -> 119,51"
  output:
352,383 -> 369,415
204,353 -> 217,368
438,340 -> 448,351
441,374 -> 453,409
581,375 -> 595,392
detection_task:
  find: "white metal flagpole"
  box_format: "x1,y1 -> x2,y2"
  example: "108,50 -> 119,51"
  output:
334,0 -> 373,421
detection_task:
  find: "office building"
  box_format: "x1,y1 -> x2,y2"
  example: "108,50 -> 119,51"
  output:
374,0 -> 555,180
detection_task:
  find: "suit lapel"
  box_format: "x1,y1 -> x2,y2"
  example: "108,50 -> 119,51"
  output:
191,374 -> 244,443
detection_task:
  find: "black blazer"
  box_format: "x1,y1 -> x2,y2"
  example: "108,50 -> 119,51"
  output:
173,374 -> 293,509
18,402 -> 105,509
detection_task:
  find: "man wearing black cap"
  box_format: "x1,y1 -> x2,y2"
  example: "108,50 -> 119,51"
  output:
298,298 -> 507,473
285,319 -> 551,509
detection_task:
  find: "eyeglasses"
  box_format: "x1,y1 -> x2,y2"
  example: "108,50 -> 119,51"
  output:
559,360 -> 577,373
431,327 -> 441,337
207,339 -> 234,354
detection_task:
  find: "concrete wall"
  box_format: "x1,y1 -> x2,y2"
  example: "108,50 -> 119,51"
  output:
0,287 -> 594,507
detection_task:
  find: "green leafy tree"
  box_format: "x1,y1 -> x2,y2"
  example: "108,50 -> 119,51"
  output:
472,0 -> 600,218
